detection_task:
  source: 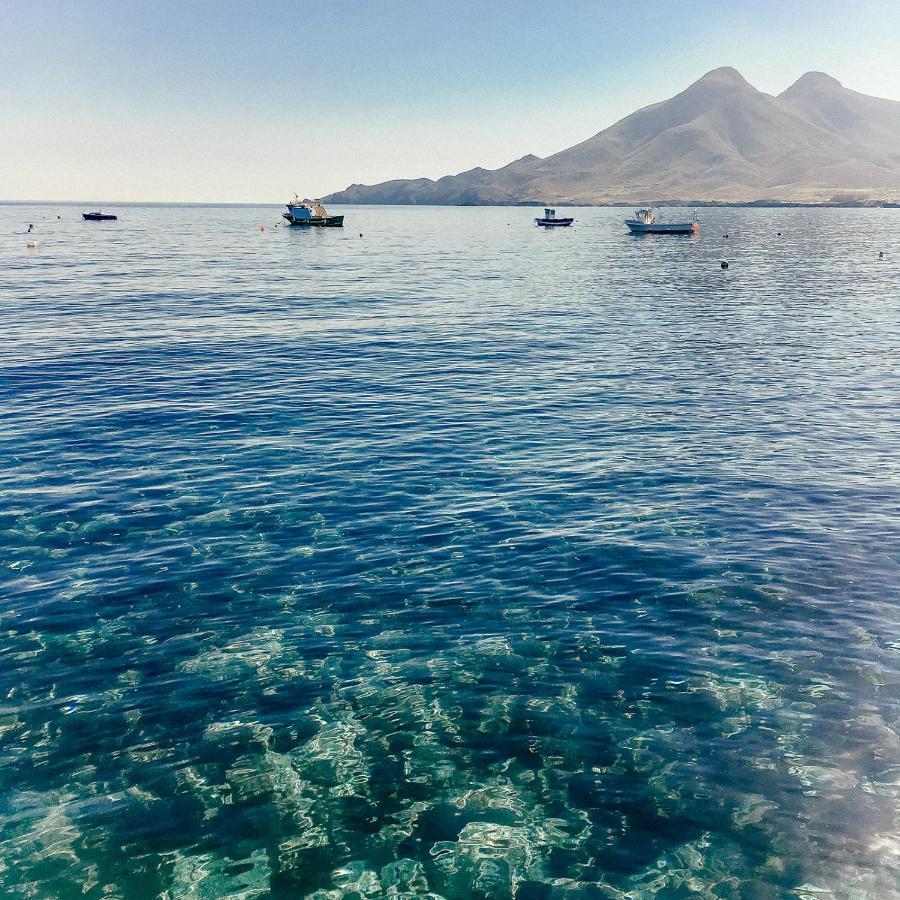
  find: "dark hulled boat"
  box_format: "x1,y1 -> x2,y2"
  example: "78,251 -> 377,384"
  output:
82,211 -> 118,221
534,207 -> 573,227
283,196 -> 343,227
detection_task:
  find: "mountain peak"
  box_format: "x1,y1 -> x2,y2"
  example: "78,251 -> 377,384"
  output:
691,66 -> 751,89
780,71 -> 843,97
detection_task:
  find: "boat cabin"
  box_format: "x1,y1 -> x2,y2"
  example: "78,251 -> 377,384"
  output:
287,195 -> 331,220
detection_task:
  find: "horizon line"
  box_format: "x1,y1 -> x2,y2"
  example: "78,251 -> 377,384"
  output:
4,199 -> 899,209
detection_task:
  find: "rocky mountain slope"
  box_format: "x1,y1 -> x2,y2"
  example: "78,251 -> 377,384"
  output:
326,68 -> 900,204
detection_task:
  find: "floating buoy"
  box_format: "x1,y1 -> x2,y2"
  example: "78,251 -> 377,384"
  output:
879,251 -> 885,259
777,232 -> 781,236
720,261 -> 728,269
259,225 -> 265,232
359,233 -> 363,238
26,240 -> 37,249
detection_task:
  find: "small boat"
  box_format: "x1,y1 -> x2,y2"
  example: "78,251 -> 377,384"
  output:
283,196 -> 343,227
625,208 -> 699,234
534,207 -> 573,227
82,211 -> 118,221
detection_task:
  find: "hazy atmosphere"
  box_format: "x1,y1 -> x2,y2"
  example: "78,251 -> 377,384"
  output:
3,0 -> 899,202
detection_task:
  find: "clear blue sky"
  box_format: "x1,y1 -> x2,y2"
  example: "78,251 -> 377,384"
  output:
3,1 -> 898,202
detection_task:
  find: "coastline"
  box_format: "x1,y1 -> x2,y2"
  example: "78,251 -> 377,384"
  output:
3,199 -> 898,209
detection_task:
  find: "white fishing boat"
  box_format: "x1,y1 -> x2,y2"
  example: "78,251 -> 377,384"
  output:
625,208 -> 699,234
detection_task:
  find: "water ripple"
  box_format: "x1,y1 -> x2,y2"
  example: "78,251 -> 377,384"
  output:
1,204 -> 899,897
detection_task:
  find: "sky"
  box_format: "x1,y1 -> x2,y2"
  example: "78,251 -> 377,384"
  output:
2,0 -> 899,203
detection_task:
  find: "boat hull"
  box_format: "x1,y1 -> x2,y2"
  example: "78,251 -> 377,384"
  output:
535,218 -> 573,227
282,212 -> 344,227
82,213 -> 117,221
625,220 -> 698,234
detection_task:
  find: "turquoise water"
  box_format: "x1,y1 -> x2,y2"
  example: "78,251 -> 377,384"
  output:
1,204 -> 899,898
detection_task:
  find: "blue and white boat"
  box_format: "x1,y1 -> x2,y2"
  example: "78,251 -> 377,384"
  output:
625,208 -> 699,235
534,207 -> 573,227
283,195 -> 344,227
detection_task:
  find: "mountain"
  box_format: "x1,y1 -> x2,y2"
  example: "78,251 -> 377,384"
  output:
325,68 -> 900,204
778,71 -> 900,175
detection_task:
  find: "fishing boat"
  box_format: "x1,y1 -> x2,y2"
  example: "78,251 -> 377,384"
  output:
625,208 -> 699,235
82,211 -> 118,221
283,196 -> 344,227
534,207 -> 573,227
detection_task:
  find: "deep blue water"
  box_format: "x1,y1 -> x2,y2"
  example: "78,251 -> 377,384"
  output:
1,204 -> 899,898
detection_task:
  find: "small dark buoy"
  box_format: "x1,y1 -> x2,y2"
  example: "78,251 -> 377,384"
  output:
720,261 -> 729,269
777,232 -> 781,236
359,233 -> 363,237
57,215 -> 61,220
879,251 -> 884,259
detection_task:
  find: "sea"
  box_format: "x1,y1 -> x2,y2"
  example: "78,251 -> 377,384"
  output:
1,203 -> 899,898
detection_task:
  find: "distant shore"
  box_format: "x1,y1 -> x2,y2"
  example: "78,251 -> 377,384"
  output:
445,200 -> 900,209
2,199 -> 898,209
